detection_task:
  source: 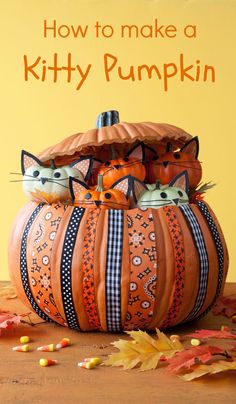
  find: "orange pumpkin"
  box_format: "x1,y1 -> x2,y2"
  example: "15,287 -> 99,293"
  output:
146,137 -> 202,189
9,111 -> 228,332
70,174 -> 130,210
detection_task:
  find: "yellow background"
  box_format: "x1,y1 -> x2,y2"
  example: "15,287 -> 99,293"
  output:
1,0 -> 235,281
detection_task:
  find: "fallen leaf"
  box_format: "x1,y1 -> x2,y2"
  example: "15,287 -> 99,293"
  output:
212,295 -> 236,318
0,310 -> 21,334
187,328 -> 236,340
181,360 -> 236,381
104,329 -> 184,371
167,345 -> 225,373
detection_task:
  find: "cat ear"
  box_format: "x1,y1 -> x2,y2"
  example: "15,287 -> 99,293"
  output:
21,150 -> 42,175
70,156 -> 93,181
126,142 -> 145,163
169,171 -> 189,193
180,137 -> 199,159
110,175 -> 131,198
69,177 -> 90,200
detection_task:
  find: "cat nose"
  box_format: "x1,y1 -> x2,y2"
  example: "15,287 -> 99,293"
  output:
162,161 -> 169,168
173,198 -> 179,205
114,164 -> 121,169
41,177 -> 47,184
95,201 -> 101,207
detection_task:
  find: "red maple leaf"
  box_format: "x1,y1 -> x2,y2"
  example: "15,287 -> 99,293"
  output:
167,345 -> 225,373
0,310 -> 21,334
187,329 -> 236,340
212,295 -> 236,318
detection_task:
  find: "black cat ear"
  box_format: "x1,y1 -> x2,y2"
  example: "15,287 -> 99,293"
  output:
70,156 -> 102,181
69,177 -> 90,200
126,142 -> 145,163
180,137 -> 199,159
169,171 -> 189,193
111,175 -> 132,198
21,150 -> 42,175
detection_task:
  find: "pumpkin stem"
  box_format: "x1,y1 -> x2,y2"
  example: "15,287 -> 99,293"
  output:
156,180 -> 161,189
166,142 -> 173,153
96,174 -> 104,192
50,159 -> 57,169
109,144 -> 117,160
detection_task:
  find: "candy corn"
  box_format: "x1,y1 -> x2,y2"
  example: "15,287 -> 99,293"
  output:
20,336 -> 30,344
191,338 -> 201,347
56,338 -> 71,349
37,344 -> 57,352
78,361 -> 96,369
83,357 -> 102,366
39,358 -> 58,367
12,344 -> 29,352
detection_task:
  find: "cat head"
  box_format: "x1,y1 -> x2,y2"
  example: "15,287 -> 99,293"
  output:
138,171 -> 189,210
21,150 -> 94,203
97,142 -> 146,188
69,174 -> 133,210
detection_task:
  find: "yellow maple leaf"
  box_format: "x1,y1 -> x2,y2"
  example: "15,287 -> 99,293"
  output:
104,329 -> 184,371
181,360 -> 236,381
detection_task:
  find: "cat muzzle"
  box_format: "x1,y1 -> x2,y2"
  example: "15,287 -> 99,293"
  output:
40,177 -> 48,184
173,198 -> 179,205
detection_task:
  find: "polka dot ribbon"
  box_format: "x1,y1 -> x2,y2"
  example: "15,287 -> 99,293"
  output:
60,207 -> 85,330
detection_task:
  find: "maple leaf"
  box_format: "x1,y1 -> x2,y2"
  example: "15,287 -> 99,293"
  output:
181,360 -> 236,381
0,310 -> 21,334
104,329 -> 184,371
212,295 -> 236,318
167,345 -> 225,373
187,329 -> 236,340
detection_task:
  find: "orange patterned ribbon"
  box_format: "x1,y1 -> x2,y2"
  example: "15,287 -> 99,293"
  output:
161,206 -> 185,328
124,209 -> 157,330
82,208 -> 101,329
29,203 -> 67,325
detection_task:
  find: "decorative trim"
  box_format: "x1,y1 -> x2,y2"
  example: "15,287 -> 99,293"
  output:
180,204 -> 209,322
20,203 -> 52,321
106,210 -> 124,332
60,207 -> 84,330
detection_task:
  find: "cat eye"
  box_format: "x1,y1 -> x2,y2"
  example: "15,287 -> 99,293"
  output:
54,172 -> 61,178
178,191 -> 183,197
152,155 -> 159,161
160,192 -> 167,199
123,157 -> 129,162
104,193 -> 111,199
174,153 -> 181,159
33,170 -> 40,177
105,161 -> 111,167
85,193 -> 92,199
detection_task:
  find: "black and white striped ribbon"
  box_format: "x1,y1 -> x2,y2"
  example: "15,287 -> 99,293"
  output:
195,201 -> 225,319
60,207 -> 84,330
180,204 -> 209,322
20,204 -> 52,322
106,210 -> 124,332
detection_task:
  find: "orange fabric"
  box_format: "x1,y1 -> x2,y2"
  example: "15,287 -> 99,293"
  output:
124,208 -> 157,330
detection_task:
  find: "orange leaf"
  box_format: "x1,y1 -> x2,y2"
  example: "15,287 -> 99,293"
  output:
167,345 -> 225,373
212,295 -> 236,318
181,360 -> 236,381
187,329 -> 236,339
0,310 -> 21,334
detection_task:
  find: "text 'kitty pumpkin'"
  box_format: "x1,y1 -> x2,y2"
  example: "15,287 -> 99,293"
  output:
9,110 -> 229,332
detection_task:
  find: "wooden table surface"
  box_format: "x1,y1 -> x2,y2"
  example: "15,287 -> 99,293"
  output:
0,282 -> 236,404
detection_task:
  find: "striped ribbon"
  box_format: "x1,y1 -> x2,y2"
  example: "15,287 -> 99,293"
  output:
60,207 -> 85,330
194,200 -> 225,319
180,204 -> 209,322
20,203 -> 52,322
106,210 -> 124,332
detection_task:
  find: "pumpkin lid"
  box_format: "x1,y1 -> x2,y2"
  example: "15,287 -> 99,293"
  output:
38,110 -> 192,165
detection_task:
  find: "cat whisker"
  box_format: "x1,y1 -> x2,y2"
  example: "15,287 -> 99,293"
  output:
10,179 -> 40,183
152,161 -> 202,170
46,180 -> 69,189
10,172 -> 36,178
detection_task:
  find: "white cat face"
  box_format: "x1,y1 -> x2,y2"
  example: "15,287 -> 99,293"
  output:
138,171 -> 189,209
21,151 -> 93,203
